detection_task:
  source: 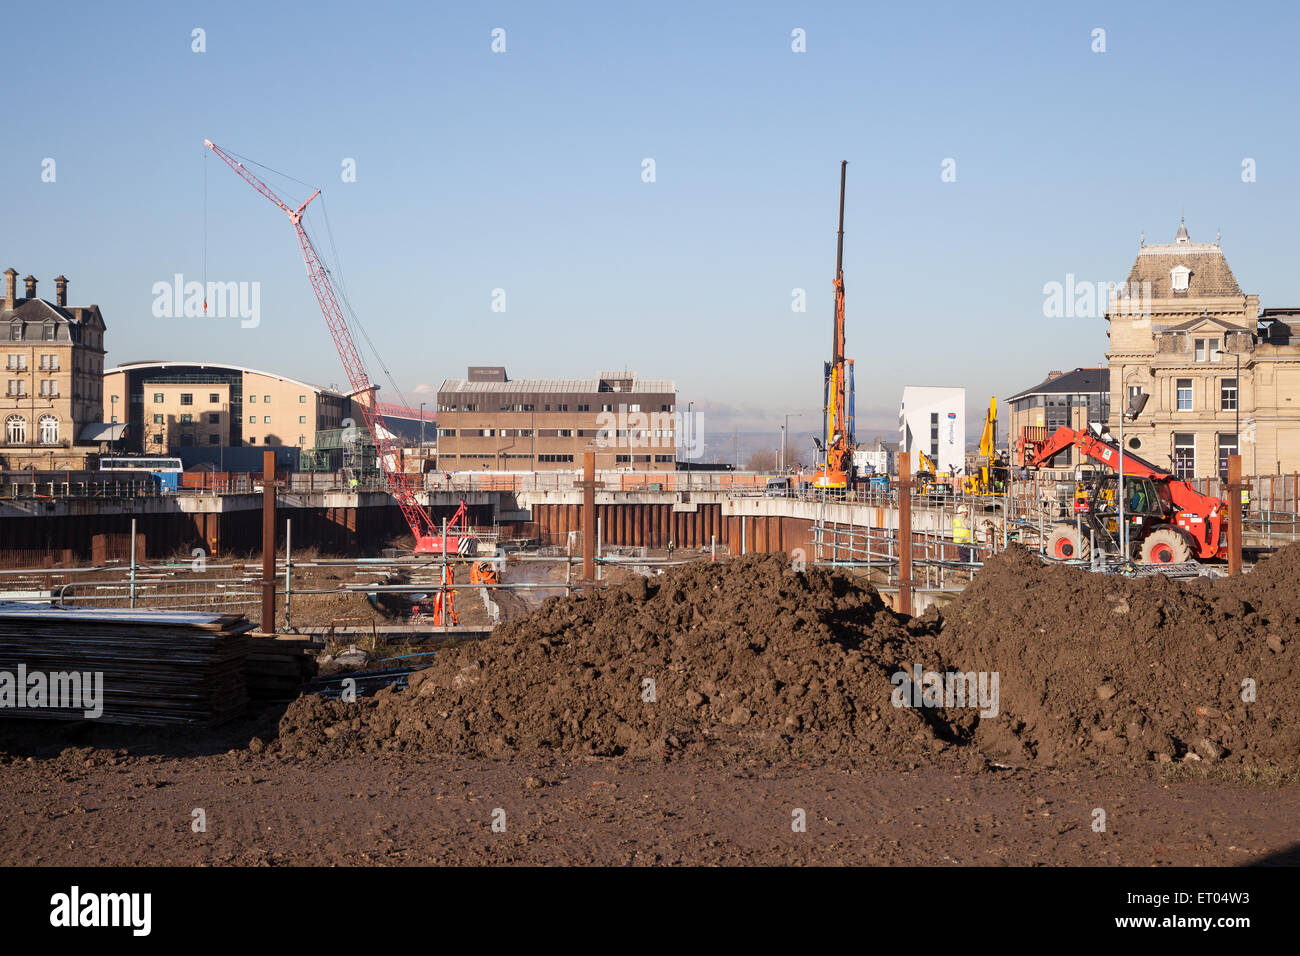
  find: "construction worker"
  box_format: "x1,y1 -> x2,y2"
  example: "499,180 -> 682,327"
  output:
667,538 -> 676,558
954,503 -> 973,562
1241,484 -> 1251,516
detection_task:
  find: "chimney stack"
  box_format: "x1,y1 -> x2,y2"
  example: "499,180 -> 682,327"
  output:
54,275 -> 68,307
2,268 -> 15,310
23,275 -> 37,300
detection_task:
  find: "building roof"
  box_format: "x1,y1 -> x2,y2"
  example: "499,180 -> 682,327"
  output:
1008,367 -> 1110,402
439,375 -> 676,395
105,361 -> 344,398
1157,315 -> 1250,333
1125,222 -> 1242,298
79,423 -> 129,442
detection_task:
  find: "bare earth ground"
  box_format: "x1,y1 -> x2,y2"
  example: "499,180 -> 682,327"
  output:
2,745 -> 1298,866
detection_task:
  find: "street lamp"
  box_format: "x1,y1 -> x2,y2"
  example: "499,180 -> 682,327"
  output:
781,412 -> 803,472
1214,347 -> 1241,469
419,402 -> 426,454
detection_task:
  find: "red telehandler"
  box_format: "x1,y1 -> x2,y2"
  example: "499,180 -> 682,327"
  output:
1026,425 -> 1226,565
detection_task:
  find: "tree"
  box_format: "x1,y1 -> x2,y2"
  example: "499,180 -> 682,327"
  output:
746,449 -> 778,472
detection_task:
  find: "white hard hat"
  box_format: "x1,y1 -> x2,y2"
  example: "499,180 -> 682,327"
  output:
957,504 -> 969,514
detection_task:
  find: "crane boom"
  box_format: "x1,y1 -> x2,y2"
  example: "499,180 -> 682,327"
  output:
204,140 -> 439,552
814,161 -> 855,490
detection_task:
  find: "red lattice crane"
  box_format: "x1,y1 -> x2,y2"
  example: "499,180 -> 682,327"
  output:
204,139 -> 441,552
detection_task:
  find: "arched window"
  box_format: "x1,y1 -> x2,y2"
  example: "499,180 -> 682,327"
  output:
39,415 -> 59,444
6,415 -> 26,444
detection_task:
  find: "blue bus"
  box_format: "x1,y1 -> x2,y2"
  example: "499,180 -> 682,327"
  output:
99,457 -> 184,492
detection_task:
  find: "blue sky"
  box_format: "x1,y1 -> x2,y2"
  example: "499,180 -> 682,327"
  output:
4,0 -> 1298,460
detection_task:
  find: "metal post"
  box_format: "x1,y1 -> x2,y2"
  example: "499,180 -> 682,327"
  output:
441,516 -> 449,633
1228,454 -> 1243,575
1117,368 -> 1126,565
129,516 -> 137,609
899,453 -> 913,615
711,534 -> 716,562
596,515 -> 603,580
284,517 -> 292,632
261,450 -> 276,631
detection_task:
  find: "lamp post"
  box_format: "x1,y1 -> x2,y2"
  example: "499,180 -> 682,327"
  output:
1214,347 -> 1241,468
781,412 -> 803,472
419,402 -> 426,454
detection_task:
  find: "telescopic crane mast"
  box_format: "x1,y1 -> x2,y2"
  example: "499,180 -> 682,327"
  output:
814,160 -> 855,490
203,139 -> 440,553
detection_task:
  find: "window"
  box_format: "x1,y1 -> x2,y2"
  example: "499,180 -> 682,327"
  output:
153,414 -> 164,424
6,380 -> 25,397
153,393 -> 164,403
110,416 -> 118,424
4,354 -> 23,370
1176,379 -> 1193,411
1221,378 -> 1237,411
1194,338 -> 1221,363
438,429 -> 457,438
298,435 -> 305,445
8,323 -> 20,341
248,437 -> 256,444
558,428 -> 573,437
556,403 -> 568,412
263,416 -> 271,423
38,416 -> 58,444
180,413 -> 193,424
180,393 -> 193,405
209,413 -> 220,424
111,394 -> 118,403
152,433 -> 163,445
929,412 -> 939,463
248,415 -> 256,424
1170,266 -> 1190,291
209,393 -> 220,403
578,404 -> 590,412
298,415 -> 306,424
208,434 -> 220,445
6,415 -> 26,443
264,395 -> 270,403
601,403 -> 613,412
43,323 -> 55,341
299,395 -> 306,403
1218,434 -> 1238,481
1173,433 -> 1195,479
180,434 -> 194,446
249,395 -> 256,403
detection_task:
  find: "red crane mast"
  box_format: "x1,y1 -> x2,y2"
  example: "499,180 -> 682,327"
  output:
203,139 -> 439,552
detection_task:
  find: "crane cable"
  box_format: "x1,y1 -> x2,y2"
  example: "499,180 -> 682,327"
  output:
218,148 -> 412,411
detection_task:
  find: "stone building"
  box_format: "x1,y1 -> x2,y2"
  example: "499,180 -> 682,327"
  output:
1,269 -> 111,469
436,367 -> 677,471
1105,221 -> 1300,479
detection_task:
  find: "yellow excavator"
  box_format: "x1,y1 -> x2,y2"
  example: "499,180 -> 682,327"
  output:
961,397 -> 1009,496
916,449 -> 951,498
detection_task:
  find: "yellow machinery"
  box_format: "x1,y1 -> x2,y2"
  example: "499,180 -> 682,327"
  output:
813,162 -> 855,492
961,397 -> 1009,496
916,450 -> 951,497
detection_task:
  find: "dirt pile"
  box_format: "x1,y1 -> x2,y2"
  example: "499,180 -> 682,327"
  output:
927,545 -> 1300,771
276,547 -> 1300,773
277,554 -> 951,763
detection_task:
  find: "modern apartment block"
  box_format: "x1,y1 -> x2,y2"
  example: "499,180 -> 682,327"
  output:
103,361 -> 349,456
1106,221 -> 1300,479
435,367 -> 677,471
1,269 -> 112,469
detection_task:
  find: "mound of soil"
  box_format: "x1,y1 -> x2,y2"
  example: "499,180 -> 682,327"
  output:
925,545 -> 1299,771
277,554 -> 951,764
276,547 -> 1300,773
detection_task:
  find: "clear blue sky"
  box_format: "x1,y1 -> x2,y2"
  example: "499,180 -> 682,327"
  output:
4,0 -> 1298,459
